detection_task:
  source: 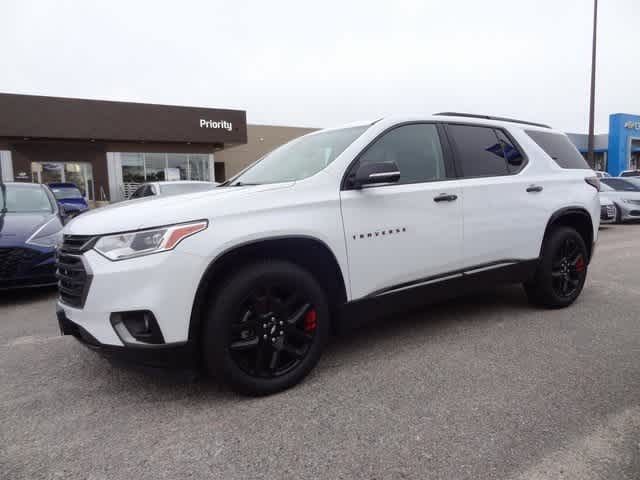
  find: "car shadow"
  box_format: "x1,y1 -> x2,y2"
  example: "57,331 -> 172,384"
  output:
74,284 -> 531,401
0,285 -> 58,305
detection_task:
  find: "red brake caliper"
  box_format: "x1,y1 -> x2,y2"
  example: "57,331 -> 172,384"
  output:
304,309 -> 317,333
575,256 -> 585,273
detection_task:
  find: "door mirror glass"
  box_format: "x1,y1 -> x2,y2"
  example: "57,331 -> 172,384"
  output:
354,161 -> 401,188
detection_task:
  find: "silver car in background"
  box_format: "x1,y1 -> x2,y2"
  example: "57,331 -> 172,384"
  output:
600,177 -> 640,223
128,180 -> 218,200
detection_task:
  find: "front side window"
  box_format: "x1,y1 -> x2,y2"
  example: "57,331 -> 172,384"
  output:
357,124 -> 446,184
230,126 -> 369,185
525,130 -> 590,169
447,125 -> 509,177
0,185 -> 53,213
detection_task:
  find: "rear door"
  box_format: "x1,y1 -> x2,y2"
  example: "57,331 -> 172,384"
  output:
443,123 -> 547,268
340,123 -> 464,299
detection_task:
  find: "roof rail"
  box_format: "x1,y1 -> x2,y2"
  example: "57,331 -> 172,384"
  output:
433,112 -> 551,129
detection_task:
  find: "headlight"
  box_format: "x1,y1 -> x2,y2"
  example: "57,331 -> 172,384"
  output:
26,218 -> 63,249
93,220 -> 208,261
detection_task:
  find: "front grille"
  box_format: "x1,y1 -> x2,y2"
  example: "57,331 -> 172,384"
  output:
600,205 -> 615,220
56,235 -> 95,308
0,248 -> 41,278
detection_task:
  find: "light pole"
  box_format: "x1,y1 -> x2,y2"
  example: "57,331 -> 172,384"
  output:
587,0 -> 598,168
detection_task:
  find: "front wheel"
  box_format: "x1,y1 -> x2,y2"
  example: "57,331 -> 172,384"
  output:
524,226 -> 588,308
202,260 -> 329,396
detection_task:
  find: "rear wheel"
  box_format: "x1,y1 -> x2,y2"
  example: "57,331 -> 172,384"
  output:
203,260 -> 329,396
524,226 -> 588,308
615,204 -> 623,223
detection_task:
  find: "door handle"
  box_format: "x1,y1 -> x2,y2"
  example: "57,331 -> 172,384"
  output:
526,185 -> 543,193
433,194 -> 458,202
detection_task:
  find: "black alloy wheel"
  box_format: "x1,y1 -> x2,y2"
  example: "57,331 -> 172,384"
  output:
524,226 -> 588,308
229,285 -> 317,378
550,236 -> 586,298
203,260 -> 329,395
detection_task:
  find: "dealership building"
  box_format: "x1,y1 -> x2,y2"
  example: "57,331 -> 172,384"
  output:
567,113 -> 640,175
0,93 -> 313,202
3,92 -> 638,200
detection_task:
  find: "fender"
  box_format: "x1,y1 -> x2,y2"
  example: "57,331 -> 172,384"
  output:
187,234 -> 349,346
541,206 -> 594,261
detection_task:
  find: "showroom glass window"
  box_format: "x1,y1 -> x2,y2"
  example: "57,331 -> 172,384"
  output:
121,153 -> 211,183
357,124 -> 447,184
446,124 -> 509,177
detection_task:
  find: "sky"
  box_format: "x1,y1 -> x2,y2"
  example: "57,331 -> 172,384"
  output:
1,0 -> 638,133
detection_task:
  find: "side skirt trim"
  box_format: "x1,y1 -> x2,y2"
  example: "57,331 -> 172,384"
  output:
368,259 -> 535,299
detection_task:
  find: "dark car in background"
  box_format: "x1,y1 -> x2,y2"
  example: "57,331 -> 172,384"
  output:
0,183 -> 63,289
47,182 -> 89,218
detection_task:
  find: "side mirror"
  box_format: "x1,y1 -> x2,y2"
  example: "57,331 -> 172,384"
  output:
58,204 -> 70,223
353,161 -> 401,189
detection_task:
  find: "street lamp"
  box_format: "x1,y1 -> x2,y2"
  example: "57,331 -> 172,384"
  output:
587,0 -> 598,168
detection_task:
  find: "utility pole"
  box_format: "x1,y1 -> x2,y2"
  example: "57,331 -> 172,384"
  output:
587,0 -> 598,168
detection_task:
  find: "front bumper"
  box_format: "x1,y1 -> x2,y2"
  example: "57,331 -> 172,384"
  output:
0,247 -> 56,289
57,308 -> 197,369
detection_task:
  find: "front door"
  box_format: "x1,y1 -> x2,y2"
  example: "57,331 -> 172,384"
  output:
340,123 -> 464,300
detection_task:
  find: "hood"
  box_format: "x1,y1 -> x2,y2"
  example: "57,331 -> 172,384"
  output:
0,212 -> 57,246
65,183 -> 295,235
600,190 -> 640,201
599,196 -> 614,206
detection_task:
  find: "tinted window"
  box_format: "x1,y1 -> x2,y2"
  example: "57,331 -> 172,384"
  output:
525,130 -> 589,169
447,125 -> 508,177
620,170 -> 640,177
159,183 -> 216,196
601,178 -> 640,191
358,124 -> 446,184
495,130 -> 525,173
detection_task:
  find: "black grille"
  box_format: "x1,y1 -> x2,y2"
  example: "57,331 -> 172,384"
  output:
56,235 -> 95,308
0,248 -> 40,278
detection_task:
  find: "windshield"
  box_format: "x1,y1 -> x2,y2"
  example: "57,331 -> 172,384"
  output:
51,187 -> 83,200
0,184 -> 54,213
229,125 -> 369,185
601,178 -> 640,192
599,183 -> 614,192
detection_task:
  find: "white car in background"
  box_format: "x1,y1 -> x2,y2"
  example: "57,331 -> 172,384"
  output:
599,178 -> 640,223
128,181 -> 218,200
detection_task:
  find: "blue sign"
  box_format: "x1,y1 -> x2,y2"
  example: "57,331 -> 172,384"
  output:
608,113 -> 640,175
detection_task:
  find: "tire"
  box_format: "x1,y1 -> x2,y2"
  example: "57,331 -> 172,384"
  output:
202,260 -> 330,396
524,226 -> 588,309
615,204 -> 623,224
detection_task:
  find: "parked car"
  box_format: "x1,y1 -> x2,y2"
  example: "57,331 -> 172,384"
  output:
0,182 -> 63,289
594,170 -> 610,178
599,195 -> 616,224
599,177 -> 640,222
47,182 -> 89,218
128,181 -> 218,200
57,113 -> 599,395
619,170 -> 640,177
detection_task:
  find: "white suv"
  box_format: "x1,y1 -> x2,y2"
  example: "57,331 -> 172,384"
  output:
57,113 -> 600,395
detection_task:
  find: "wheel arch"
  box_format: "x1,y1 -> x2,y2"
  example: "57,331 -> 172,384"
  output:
541,207 -> 595,262
188,235 -> 348,346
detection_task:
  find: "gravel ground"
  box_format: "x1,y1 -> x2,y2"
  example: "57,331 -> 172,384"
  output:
1,224 -> 639,480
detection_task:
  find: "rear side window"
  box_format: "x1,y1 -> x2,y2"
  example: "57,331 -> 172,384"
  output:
525,130 -> 589,169
446,124 -> 509,177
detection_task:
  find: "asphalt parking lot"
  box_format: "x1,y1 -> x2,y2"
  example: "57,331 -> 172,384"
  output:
1,225 -> 639,480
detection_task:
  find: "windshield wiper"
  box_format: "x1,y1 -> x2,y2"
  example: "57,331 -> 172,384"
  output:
230,181 -> 262,187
